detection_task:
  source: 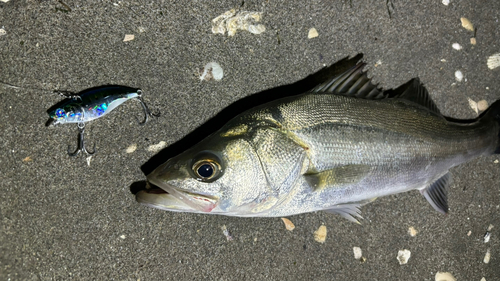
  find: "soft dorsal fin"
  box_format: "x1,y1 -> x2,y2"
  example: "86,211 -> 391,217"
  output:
310,63 -> 385,99
387,78 -> 441,114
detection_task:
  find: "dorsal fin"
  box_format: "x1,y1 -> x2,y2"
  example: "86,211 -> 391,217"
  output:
387,78 -> 441,114
311,62 -> 441,114
310,63 -> 385,99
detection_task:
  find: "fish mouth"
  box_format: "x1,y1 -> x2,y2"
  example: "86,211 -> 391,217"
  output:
136,180 -> 218,213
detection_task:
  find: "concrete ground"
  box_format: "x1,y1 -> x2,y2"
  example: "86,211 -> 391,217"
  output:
1,0 -> 499,280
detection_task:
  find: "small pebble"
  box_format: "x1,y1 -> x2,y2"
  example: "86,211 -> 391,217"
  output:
22,156 -> 33,162
308,28 -> 319,39
470,37 -> 476,45
120,235 -> 126,239
467,230 -> 472,236
442,0 -> 450,5
397,249 -> 411,265
455,70 -> 463,82
314,225 -> 327,243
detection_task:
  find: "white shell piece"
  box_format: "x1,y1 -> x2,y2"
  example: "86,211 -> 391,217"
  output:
212,9 -> 265,36
452,43 -> 462,50
468,98 -> 478,114
435,272 -> 456,281
314,225 -> 327,243
0,28 -> 6,36
397,249 -> 411,265
477,100 -> 488,111
442,0 -> 450,5
455,70 -> 463,82
484,232 -> 491,243
147,141 -> 167,153
408,226 -> 418,237
126,144 -> 137,153
308,28 -> 319,39
353,247 -> 362,260
123,34 -> 135,42
200,62 -> 224,81
461,17 -> 474,31
483,248 -> 491,263
281,218 -> 295,231
487,53 -> 500,70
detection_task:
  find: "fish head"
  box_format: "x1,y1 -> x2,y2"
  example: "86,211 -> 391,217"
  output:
138,132 -> 270,216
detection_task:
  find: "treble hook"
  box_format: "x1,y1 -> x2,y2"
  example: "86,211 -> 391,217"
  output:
68,123 -> 96,157
136,90 -> 161,125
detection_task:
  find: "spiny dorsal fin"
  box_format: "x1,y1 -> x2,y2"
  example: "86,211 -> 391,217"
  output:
420,173 -> 450,214
312,62 -> 441,114
310,63 -> 385,99
387,78 -> 441,114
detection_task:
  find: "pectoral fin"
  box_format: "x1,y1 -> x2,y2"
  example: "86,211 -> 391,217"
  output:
421,173 -> 451,214
304,164 -> 371,191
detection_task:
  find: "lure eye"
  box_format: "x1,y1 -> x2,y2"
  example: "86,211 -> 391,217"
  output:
192,159 -> 222,182
55,108 -> 66,119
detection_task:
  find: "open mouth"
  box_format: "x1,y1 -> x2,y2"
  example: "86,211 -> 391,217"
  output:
136,180 -> 218,213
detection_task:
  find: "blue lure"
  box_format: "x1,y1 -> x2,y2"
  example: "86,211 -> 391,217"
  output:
46,86 -> 159,156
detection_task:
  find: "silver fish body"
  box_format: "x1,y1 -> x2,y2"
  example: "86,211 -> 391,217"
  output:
137,62 -> 500,220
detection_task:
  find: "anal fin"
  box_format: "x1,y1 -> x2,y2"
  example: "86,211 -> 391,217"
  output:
421,173 -> 451,214
324,198 -> 376,224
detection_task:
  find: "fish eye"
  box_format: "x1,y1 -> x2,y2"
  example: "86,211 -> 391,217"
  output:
191,152 -> 224,182
192,160 -> 221,181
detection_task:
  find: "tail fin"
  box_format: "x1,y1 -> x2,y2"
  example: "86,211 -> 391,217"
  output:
483,100 -> 500,154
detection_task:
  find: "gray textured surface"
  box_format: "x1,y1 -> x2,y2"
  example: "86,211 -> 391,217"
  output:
0,1 -> 499,280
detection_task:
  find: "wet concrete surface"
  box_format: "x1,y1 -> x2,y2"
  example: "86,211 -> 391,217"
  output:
1,1 -> 499,280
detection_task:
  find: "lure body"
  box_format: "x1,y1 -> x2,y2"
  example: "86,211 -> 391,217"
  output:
46,85 -> 158,156
48,86 -> 141,126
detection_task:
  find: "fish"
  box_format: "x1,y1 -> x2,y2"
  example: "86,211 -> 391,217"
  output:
136,60 -> 500,221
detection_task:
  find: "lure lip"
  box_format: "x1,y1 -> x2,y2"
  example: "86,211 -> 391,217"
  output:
45,117 -> 59,127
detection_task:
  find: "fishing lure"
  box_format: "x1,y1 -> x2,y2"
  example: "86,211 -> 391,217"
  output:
46,86 -> 159,156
